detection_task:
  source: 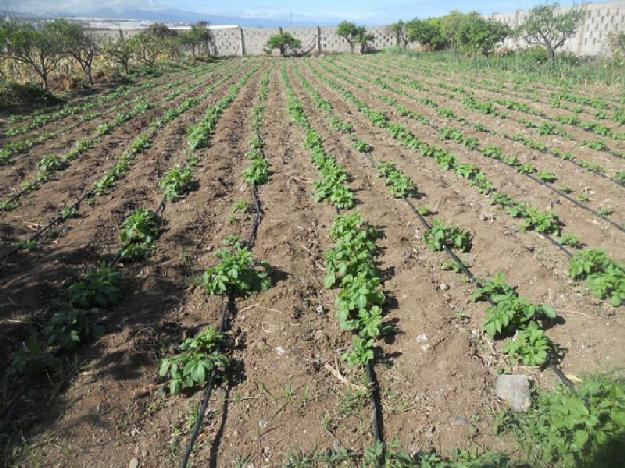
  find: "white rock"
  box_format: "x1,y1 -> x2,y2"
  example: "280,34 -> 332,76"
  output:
496,374 -> 531,412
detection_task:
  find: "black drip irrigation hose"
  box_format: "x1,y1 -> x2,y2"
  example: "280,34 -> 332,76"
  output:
179,292 -> 234,468
0,188 -> 95,266
358,152 -> 577,395
179,181 -> 264,468
334,204 -> 385,461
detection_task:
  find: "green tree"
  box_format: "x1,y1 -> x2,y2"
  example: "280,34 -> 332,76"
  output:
104,33 -> 133,74
517,3 -> 586,60
265,32 -> 301,56
182,22 -> 210,56
454,14 -> 511,55
337,21 -> 361,54
0,20 -> 65,90
357,28 -> 375,54
405,18 -> 447,51
49,19 -> 97,86
609,32 -> 625,58
388,21 -> 407,48
440,11 -> 466,49
128,32 -> 161,67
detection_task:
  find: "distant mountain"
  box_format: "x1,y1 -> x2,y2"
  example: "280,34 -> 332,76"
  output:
5,5 -> 342,27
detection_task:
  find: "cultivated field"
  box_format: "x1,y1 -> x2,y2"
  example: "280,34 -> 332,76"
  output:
1,54 -> 624,466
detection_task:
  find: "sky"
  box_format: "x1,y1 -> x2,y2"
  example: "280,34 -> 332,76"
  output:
3,0 -> 608,25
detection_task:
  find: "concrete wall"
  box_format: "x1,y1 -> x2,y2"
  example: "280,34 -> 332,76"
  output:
88,1 -> 624,57
491,1 -> 625,56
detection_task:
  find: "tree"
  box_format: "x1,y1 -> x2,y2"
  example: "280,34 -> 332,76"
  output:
388,21 -> 408,48
104,33 -> 133,74
440,11 -> 466,49
405,18 -> 447,51
50,20 -> 97,86
609,32 -> 625,58
128,32 -> 161,67
0,20 -> 65,90
337,21 -> 362,54
357,28 -> 375,54
183,23 -> 210,56
265,32 -> 301,56
517,3 -> 586,60
454,14 -> 511,56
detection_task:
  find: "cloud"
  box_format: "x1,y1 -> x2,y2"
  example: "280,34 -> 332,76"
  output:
2,0 -> 167,15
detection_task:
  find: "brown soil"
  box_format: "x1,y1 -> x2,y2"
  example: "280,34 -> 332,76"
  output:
1,56 -> 624,467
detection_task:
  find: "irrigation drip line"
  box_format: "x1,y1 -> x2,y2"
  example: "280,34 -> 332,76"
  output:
180,181 -> 264,468
332,202 -> 386,462
180,292 -> 234,468
496,132 -> 625,190
357,149 -> 578,398
323,61 -> 625,238
0,188 -> 94,266
526,173 -> 625,235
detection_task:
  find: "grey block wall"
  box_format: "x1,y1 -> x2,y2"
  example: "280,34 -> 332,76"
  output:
491,1 -> 625,56
87,1 -> 623,57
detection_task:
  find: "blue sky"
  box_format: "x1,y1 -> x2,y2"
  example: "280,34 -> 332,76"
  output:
8,0 -> 603,24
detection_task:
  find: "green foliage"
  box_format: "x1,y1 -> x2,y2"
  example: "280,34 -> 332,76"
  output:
511,375 -> 625,466
202,241 -> 271,296
8,336 -> 62,378
44,309 -> 102,351
517,3 -> 586,60
265,32 -> 301,56
424,218 -> 472,252
473,273 -> 556,366
118,209 -> 161,261
452,14 -> 511,55
558,233 -> 581,248
471,273 -> 517,303
68,263 -> 122,310
37,154 -> 68,173
159,165 -> 194,201
159,327 -> 229,395
324,213 -> 384,367
483,295 -> 555,339
537,171 -> 557,183
405,17 -> 448,51
376,161 -> 417,198
352,138 -> 373,153
569,249 -> 625,307
503,321 -> 552,366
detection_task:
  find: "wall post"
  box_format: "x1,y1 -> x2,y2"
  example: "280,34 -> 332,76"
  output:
239,27 -> 246,56
317,26 -> 322,54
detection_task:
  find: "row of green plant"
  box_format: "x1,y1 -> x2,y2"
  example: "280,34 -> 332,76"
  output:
309,59 -> 625,308
283,70 -> 354,210
95,66 -> 243,197
126,69 -> 260,257
357,54 -> 624,156
0,98 -> 153,211
311,57 -> 625,465
160,235 -> 272,394
10,65 -> 243,256
8,262 -> 122,378
324,76 -> 563,368
282,66 -> 389,379
0,77 -> 194,166
339,57 -> 625,178
243,72 -> 270,186
295,68 -> 373,155
392,54 -> 625,132
327,59 -> 624,227
316,59 -> 600,238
